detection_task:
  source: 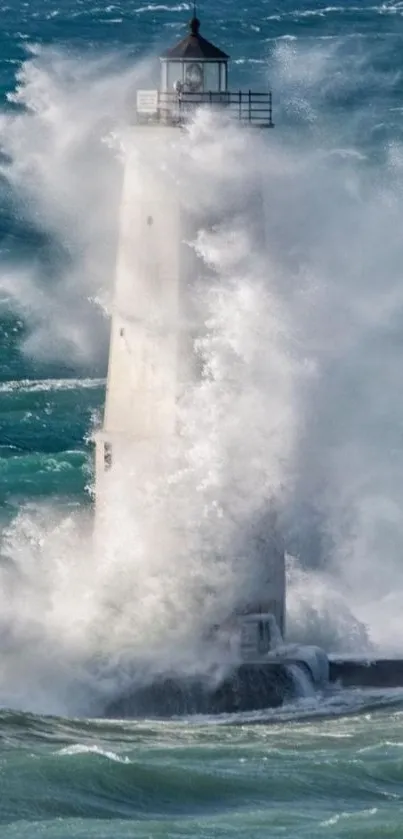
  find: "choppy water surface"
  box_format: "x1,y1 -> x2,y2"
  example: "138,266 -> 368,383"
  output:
2,701 -> 403,838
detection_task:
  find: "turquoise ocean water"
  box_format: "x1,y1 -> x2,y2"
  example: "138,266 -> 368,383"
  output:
2,0 -> 403,836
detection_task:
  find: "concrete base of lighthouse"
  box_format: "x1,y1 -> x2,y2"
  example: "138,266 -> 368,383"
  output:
104,664 -> 295,717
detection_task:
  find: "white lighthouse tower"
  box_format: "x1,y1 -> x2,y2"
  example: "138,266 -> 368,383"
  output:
94,17 -> 284,633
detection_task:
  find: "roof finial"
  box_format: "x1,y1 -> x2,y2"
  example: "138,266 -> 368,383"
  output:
189,3 -> 200,36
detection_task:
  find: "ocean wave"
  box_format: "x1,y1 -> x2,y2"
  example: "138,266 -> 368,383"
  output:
0,706 -> 403,834
267,4 -> 403,21
220,686 -> 403,726
0,450 -> 87,499
0,697 -> 403,825
0,378 -> 105,394
136,3 -> 190,13
57,743 -> 131,763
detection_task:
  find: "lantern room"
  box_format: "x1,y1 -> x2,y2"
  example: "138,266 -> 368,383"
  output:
135,15 -> 273,128
160,16 -> 229,95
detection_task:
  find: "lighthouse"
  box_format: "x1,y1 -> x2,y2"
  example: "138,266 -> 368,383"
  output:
94,17 -> 283,633
92,20 -> 403,720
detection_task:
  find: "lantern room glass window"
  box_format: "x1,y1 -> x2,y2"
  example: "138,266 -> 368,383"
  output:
162,59 -> 228,94
184,62 -> 204,92
166,61 -> 183,91
204,62 -> 220,92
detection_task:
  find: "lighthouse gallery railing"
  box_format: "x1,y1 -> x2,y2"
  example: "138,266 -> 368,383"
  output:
136,90 -> 274,128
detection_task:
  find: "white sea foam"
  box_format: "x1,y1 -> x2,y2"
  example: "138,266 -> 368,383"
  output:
0,377 -> 105,393
136,3 -> 190,13
57,743 -> 130,762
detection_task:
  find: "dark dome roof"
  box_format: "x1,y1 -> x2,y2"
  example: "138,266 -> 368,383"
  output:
161,18 -> 229,61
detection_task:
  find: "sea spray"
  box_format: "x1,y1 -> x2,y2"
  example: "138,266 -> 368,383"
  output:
0,38 -> 402,714
0,52 -> 301,712
91,116 -> 301,690
0,45 -> 153,367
